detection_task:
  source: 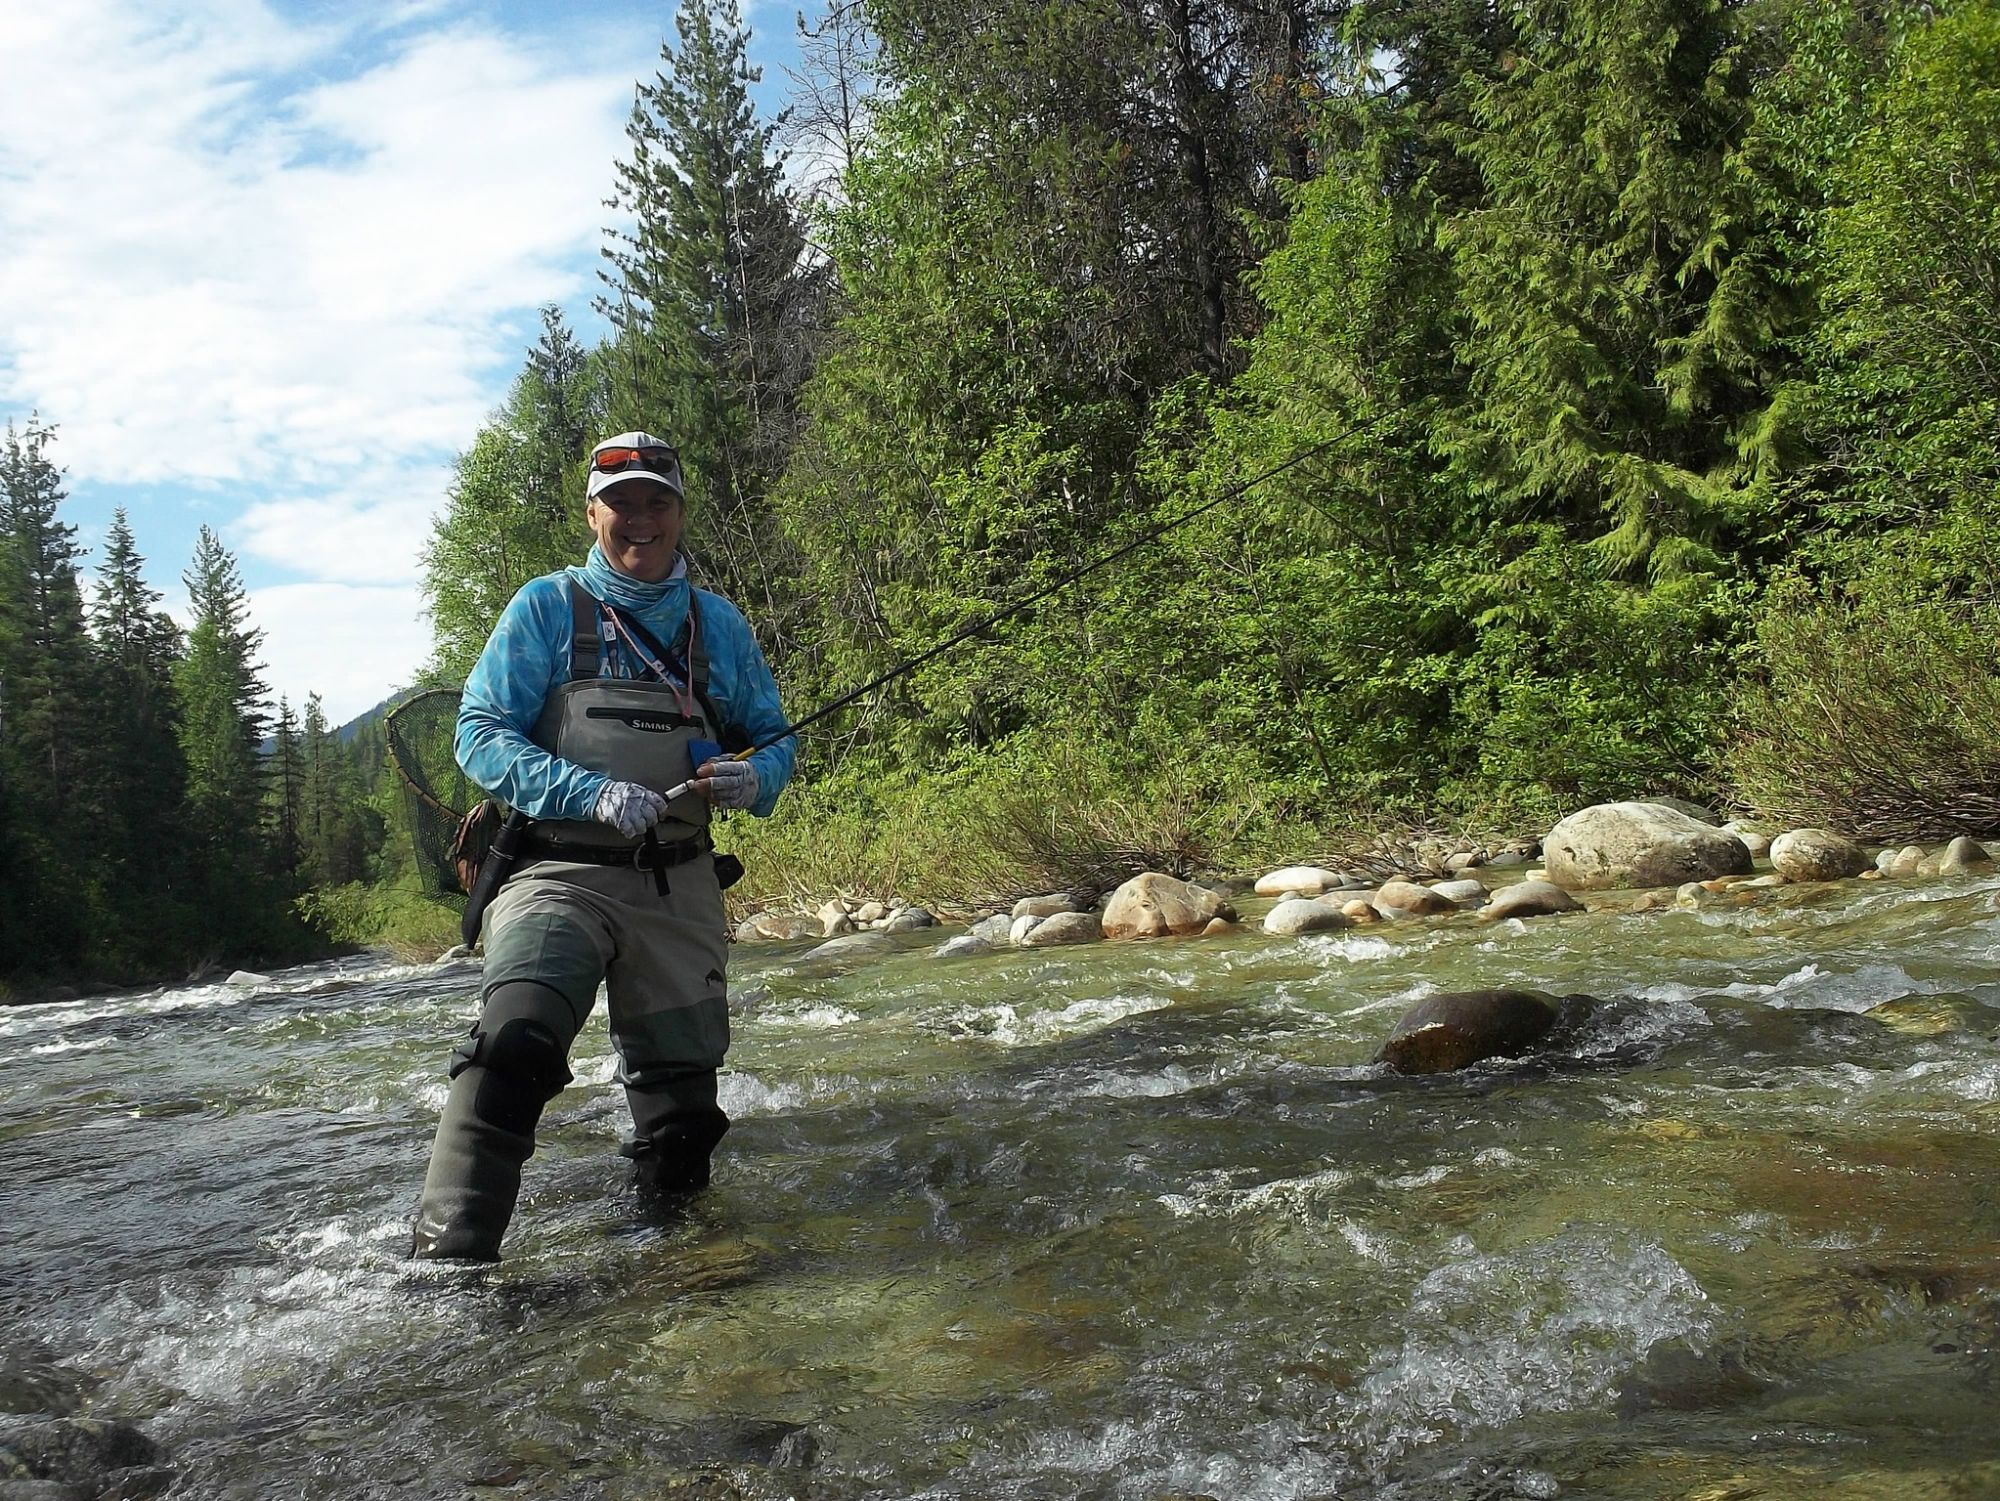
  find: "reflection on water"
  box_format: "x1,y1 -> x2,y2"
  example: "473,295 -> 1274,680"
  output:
4,878 -> 2000,1497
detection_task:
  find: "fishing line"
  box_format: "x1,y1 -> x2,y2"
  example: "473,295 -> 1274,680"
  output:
386,405 -> 1397,839
732,405 -> 1401,758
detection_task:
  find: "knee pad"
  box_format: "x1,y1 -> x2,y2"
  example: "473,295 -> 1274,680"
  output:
449,981 -> 577,1099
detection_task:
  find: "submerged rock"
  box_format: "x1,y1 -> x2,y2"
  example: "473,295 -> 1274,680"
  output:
1428,877 -> 1489,906
1544,802 -> 1752,891
1341,899 -> 1383,924
798,931 -> 894,965
1478,879 -> 1582,921
1769,828 -> 1870,882
1101,873 -> 1234,939
0,1355 -> 89,1419
1375,990 -> 1583,1074
735,911 -> 818,943
932,935 -> 992,960
0,1417 -> 162,1492
1020,911 -> 1102,947
1371,879 -> 1456,918
1262,898 -> 1351,936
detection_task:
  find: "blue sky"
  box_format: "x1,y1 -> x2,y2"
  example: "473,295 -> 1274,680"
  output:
0,0 -> 809,723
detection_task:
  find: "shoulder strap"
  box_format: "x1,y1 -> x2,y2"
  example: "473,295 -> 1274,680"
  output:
568,582 -> 601,679
685,593 -> 710,695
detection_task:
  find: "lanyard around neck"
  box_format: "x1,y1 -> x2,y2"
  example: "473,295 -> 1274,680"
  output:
600,605 -> 696,718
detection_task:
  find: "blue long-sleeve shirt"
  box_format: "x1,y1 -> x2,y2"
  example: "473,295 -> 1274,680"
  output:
455,565 -> 795,821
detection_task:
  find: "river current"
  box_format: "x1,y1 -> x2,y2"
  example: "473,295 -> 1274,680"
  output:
6,872 -> 2000,1499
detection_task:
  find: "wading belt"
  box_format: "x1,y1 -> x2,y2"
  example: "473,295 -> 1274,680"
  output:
517,827 -> 712,883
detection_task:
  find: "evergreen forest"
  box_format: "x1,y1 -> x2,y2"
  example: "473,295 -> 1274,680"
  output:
0,421 -> 384,987
428,0 -> 2000,905
8,0 -> 1999,982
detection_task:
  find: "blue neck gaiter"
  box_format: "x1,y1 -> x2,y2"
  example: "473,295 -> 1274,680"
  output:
580,543 -> 687,614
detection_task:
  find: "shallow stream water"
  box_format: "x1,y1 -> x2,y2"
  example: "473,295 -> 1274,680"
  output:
7,872 -> 2000,1499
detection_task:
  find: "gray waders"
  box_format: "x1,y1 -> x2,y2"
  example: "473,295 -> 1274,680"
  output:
412,583 -> 734,1262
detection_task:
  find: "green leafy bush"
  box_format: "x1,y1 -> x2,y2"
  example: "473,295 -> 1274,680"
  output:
1728,545 -> 2000,840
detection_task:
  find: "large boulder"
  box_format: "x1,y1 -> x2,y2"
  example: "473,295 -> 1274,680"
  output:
1375,990 -> 1580,1074
1478,879 -> 1583,921
1768,828 -> 1870,882
1101,873 -> 1235,939
1544,802 -> 1752,891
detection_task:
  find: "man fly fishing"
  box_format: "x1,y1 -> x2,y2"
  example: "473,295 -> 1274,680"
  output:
410,431 -> 796,1262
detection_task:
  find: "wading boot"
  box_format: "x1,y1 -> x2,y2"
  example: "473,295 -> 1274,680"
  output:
411,980 -> 580,1260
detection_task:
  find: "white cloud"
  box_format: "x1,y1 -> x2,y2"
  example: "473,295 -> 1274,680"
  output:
250,583 -> 435,724
0,3 -> 634,488
0,0 -> 640,708
235,460 -> 456,585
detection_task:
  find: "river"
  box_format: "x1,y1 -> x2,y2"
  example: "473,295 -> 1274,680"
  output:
5,872 -> 2000,1499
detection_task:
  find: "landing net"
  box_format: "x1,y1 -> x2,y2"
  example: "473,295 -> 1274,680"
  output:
385,687 -> 477,907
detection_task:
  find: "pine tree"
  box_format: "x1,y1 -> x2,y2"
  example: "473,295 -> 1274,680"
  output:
268,696 -> 305,884
0,419 -> 95,970
87,509 -> 192,968
1439,0 -> 1800,577
0,420 -> 93,812
601,0 -> 808,637
175,526 -> 271,935
299,693 -> 381,888
422,311 -> 603,680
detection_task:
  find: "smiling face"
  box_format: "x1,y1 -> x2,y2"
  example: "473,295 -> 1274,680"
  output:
586,479 -> 685,582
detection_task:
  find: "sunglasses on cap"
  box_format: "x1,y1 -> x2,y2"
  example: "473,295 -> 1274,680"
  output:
591,445 -> 680,475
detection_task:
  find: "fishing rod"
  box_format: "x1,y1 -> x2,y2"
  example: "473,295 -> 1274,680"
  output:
667,406 -> 1399,788
390,406 -> 1395,939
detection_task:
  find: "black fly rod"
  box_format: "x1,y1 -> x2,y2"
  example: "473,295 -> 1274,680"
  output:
713,409 -> 1396,764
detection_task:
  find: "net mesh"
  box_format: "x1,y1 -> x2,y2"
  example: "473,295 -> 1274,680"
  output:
385,687 -> 478,908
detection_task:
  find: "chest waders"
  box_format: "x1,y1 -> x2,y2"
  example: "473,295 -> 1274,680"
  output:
413,584 -> 736,1261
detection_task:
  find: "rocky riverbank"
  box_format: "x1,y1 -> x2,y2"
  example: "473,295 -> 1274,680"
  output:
736,798 -> 2000,962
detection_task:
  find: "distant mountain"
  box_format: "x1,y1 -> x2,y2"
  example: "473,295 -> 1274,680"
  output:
335,694 -> 399,744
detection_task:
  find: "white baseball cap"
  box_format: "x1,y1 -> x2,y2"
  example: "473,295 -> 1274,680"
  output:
586,431 -> 683,500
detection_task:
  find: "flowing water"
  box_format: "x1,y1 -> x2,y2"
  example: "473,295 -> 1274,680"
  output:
8,874 -> 2000,1499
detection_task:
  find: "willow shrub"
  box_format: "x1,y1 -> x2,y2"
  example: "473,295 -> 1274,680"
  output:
1728,559 -> 2000,841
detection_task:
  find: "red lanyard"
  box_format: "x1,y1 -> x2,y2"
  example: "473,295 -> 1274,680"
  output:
601,606 -> 696,718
